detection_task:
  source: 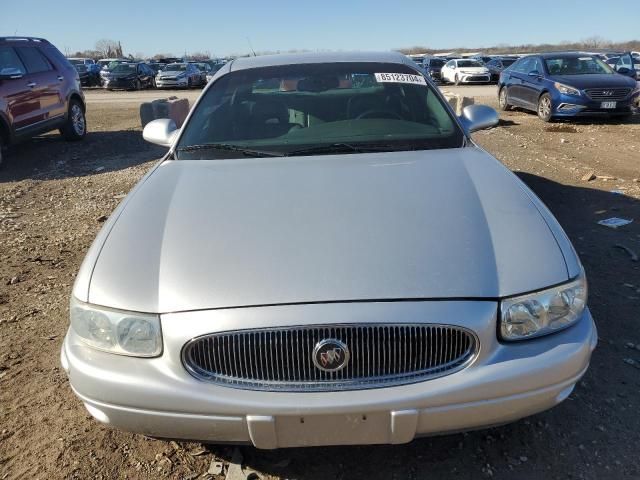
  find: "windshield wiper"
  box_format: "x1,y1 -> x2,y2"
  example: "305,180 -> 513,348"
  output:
176,143 -> 285,158
287,142 -> 403,157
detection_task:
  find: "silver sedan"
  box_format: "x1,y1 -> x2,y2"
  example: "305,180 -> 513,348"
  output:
62,51 -> 596,449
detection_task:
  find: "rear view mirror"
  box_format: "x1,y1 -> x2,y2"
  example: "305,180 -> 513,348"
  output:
143,118 -> 179,147
459,104 -> 499,133
0,67 -> 24,80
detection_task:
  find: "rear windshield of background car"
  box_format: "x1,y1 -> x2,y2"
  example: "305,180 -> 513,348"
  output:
456,60 -> 483,68
166,63 -> 187,71
177,62 -> 464,159
545,56 -> 614,75
430,59 -> 445,67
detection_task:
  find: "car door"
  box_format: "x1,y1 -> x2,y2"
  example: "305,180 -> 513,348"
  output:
0,45 -> 37,131
520,57 -> 544,107
15,45 -> 66,124
615,53 -> 637,78
505,57 -> 532,107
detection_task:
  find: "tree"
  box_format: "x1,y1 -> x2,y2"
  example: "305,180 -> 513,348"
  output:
185,51 -> 211,61
95,39 -> 124,58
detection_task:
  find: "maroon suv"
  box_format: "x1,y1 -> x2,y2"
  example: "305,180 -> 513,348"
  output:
0,37 -> 87,167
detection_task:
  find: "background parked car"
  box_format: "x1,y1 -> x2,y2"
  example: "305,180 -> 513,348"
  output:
0,36 -> 86,167
68,57 -> 100,86
102,62 -> 156,90
485,57 -> 517,82
498,52 -> 639,122
190,62 -> 210,84
423,57 -> 446,82
147,62 -> 166,75
156,62 -> 204,88
611,52 -> 639,80
441,59 -> 491,84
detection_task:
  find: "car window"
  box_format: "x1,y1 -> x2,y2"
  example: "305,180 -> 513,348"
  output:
0,46 -> 27,74
176,62 -> 463,160
514,58 -> 532,74
529,58 -> 543,74
544,56 -> 613,75
456,60 -> 483,68
17,47 -> 52,73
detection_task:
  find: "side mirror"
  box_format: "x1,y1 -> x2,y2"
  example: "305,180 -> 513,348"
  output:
0,67 -> 24,80
528,70 -> 541,77
459,104 -> 499,133
143,118 -> 179,147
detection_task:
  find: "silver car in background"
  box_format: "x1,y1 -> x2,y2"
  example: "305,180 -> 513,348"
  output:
62,51 -> 596,449
156,62 -> 203,88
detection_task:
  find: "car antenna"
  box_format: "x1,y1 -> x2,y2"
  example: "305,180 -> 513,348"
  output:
246,37 -> 256,57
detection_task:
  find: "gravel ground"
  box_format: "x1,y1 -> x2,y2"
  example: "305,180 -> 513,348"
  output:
0,90 -> 639,480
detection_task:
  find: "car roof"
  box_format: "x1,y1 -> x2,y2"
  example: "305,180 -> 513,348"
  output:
228,51 -> 414,72
538,52 -> 596,59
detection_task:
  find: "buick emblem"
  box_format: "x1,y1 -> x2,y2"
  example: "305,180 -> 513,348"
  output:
313,339 -> 350,372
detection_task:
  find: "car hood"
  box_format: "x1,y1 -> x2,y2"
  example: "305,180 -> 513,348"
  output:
85,148 -> 571,313
110,72 -> 136,78
549,73 -> 636,89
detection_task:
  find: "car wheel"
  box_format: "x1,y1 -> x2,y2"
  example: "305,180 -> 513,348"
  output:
454,74 -> 460,86
499,87 -> 511,111
60,99 -> 87,141
537,93 -> 553,122
187,78 -> 192,89
151,78 -> 156,89
135,80 -> 142,91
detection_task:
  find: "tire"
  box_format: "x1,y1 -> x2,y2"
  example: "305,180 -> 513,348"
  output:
151,78 -> 156,89
454,74 -> 460,86
60,99 -> 87,141
187,78 -> 192,89
498,87 -> 511,111
134,79 -> 142,91
537,93 -> 553,122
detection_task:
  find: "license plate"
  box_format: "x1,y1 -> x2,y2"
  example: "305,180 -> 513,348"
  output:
601,101 -> 616,109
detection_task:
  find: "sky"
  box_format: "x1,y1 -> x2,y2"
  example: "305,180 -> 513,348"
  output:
2,0 -> 637,58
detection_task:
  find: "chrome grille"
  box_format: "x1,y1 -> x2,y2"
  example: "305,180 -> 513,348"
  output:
585,88 -> 631,101
182,324 -> 478,391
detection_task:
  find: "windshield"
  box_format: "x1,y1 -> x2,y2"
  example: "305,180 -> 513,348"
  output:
111,64 -> 137,73
502,59 -> 516,66
457,60 -> 483,68
176,62 -> 463,159
166,63 -> 187,71
430,59 -> 445,67
545,56 -> 614,75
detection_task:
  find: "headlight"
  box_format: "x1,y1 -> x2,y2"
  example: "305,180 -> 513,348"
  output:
554,82 -> 581,96
500,273 -> 587,341
70,297 -> 162,357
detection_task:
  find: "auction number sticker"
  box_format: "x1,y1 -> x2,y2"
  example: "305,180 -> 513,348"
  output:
374,73 -> 427,85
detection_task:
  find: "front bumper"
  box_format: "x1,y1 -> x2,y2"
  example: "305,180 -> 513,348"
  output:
61,301 -> 597,449
459,73 -> 491,84
552,91 -> 639,117
156,77 -> 188,88
103,78 -> 136,90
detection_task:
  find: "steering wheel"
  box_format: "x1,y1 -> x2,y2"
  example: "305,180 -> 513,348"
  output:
356,109 -> 403,120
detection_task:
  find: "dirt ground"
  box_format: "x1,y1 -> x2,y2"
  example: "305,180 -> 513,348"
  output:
0,89 -> 639,480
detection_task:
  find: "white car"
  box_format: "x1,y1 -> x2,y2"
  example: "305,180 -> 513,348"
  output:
441,59 -> 491,85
